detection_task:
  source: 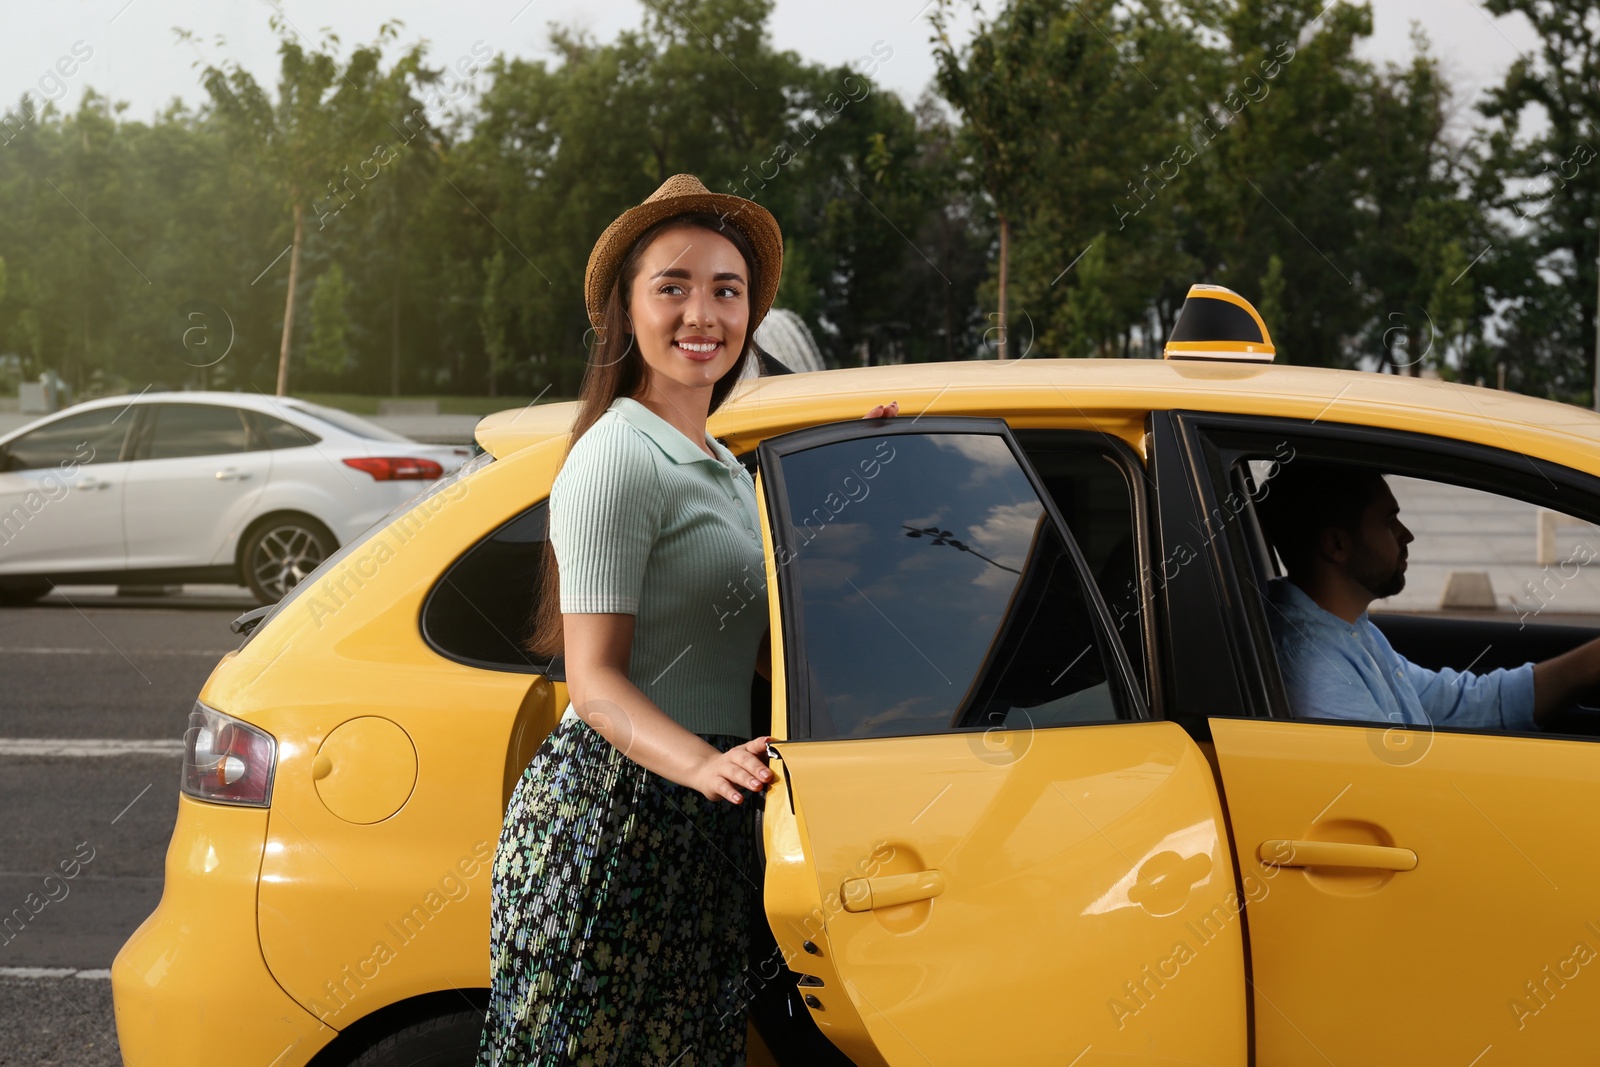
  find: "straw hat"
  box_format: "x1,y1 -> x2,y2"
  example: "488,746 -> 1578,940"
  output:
584,174 -> 784,330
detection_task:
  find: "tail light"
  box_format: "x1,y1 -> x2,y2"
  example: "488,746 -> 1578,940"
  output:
342,456 -> 444,481
182,702 -> 276,807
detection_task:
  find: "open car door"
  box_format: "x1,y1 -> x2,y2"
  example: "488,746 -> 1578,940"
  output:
753,417 -> 1248,1066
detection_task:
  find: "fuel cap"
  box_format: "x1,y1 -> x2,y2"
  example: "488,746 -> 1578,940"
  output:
312,716 -> 417,824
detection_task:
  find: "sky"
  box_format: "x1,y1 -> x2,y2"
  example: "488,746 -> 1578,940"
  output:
2,0 -> 1545,131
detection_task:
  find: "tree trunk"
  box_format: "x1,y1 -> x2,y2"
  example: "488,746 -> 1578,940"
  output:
943,274 -> 955,361
391,179 -> 403,397
391,256 -> 401,396
997,213 -> 1010,361
276,202 -> 305,397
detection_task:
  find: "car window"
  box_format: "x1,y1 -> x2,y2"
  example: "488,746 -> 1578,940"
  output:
251,412 -> 322,450
1017,434 -> 1146,696
146,403 -> 251,459
286,402 -> 412,443
420,502 -> 555,674
1206,430 -> 1600,737
1376,475 -> 1599,626
770,430 -> 1128,740
4,407 -> 131,469
1244,464 -> 1600,630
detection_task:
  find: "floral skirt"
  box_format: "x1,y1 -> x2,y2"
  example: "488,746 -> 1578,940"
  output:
475,716 -> 761,1067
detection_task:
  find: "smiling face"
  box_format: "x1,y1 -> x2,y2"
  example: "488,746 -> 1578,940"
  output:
626,223 -> 751,398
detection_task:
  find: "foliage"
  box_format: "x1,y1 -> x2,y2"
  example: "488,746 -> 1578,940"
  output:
0,0 -> 1591,402
1473,0 -> 1600,402
307,262 -> 355,378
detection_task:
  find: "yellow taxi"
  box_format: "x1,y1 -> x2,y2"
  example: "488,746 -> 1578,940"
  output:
113,287 -> 1600,1065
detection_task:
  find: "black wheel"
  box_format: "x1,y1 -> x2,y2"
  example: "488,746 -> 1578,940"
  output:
0,581 -> 53,606
241,514 -> 336,604
345,1009 -> 483,1067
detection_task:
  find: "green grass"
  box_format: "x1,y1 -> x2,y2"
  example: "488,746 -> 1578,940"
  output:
298,393 -> 574,416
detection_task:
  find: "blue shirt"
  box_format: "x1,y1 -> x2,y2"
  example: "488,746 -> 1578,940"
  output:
1264,577 -> 1536,731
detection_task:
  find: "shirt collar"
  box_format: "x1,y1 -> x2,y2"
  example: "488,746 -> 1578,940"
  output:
611,396 -> 725,466
1267,576 -> 1368,632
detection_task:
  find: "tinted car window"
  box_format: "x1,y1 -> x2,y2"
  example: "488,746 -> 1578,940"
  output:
421,502 -> 555,674
146,404 -> 250,460
252,412 -> 322,450
1020,438 -> 1145,695
773,431 -> 1124,739
4,407 -> 131,469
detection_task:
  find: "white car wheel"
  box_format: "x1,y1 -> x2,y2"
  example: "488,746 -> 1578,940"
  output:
242,516 -> 335,604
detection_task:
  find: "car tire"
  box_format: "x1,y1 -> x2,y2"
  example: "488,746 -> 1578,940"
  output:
0,581 -> 52,606
240,514 -> 337,605
343,1009 -> 483,1067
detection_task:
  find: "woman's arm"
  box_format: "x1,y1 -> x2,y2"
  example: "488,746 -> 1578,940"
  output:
565,612 -> 772,803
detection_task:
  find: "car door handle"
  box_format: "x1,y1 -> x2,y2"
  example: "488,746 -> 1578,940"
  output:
840,869 -> 946,912
214,468 -> 251,481
1258,839 -> 1418,872
77,479 -> 111,491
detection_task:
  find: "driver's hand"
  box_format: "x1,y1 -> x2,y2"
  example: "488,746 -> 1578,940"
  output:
862,401 -> 899,419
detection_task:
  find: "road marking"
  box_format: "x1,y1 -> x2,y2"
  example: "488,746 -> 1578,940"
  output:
0,738 -> 182,757
0,967 -> 111,980
0,647 -> 224,656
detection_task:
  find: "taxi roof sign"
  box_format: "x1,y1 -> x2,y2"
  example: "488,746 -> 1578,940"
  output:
1163,284 -> 1276,363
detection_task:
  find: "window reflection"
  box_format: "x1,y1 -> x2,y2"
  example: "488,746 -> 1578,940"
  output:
778,433 -> 1121,739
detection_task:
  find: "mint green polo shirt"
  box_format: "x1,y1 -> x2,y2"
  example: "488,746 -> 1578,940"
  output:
548,396 -> 768,737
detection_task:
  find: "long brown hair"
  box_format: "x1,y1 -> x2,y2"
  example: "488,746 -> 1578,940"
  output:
525,211 -> 763,659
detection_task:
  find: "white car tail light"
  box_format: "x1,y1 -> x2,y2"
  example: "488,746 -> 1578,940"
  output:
342,456 -> 444,481
182,702 -> 277,807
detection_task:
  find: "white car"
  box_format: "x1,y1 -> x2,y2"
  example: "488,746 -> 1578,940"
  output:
0,392 -> 472,604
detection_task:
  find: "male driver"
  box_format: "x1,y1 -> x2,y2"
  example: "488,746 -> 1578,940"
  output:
1254,462 -> 1600,730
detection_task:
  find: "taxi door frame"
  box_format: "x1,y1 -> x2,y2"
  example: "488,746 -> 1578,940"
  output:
1158,408 -> 1600,723
760,415 -> 1149,739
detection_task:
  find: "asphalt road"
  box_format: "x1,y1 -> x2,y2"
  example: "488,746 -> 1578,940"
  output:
0,586 -> 252,1066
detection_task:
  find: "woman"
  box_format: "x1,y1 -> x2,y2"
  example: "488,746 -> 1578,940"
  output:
477,174 -> 895,1066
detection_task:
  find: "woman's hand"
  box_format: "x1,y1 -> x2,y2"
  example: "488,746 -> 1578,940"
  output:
695,735 -> 774,803
862,400 -> 899,419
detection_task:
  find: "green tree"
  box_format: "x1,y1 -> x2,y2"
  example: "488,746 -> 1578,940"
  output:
306,262 -> 354,378
934,0 -> 1211,360
931,0 -> 1052,358
461,0 -> 970,381
1258,253 -> 1286,343
1476,0 -> 1600,402
190,18 -> 429,395
1063,237 -> 1116,356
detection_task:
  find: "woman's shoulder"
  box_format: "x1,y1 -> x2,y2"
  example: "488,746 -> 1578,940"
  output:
563,409 -> 655,466
553,411 -> 663,497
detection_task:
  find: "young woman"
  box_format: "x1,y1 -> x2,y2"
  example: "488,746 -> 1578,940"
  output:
476,174 -> 895,1066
